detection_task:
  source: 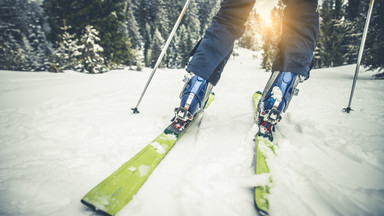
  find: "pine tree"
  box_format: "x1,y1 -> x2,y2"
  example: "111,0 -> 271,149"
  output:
49,24 -> 82,72
78,25 -> 107,74
153,0 -> 170,37
0,34 -> 26,71
0,0 -> 24,70
149,28 -> 165,68
127,0 -> 221,69
25,23 -> 49,71
125,1 -> 143,50
238,8 -> 263,51
261,0 -> 284,71
318,0 -> 345,67
183,1 -> 201,45
342,18 -> 362,64
362,0 -> 384,76
1,0 -> 49,71
135,42 -> 145,71
43,0 -> 134,67
261,27 -> 276,71
143,23 -> 152,67
342,0 -> 383,76
177,25 -> 191,67
197,0 -> 220,34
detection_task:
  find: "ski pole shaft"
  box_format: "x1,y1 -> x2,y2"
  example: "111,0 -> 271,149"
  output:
344,0 -> 375,113
132,0 -> 192,114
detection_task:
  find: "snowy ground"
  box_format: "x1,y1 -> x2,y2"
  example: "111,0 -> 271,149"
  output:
1,49 -> 383,216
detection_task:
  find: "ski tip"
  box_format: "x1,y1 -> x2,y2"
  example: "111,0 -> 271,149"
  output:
131,107 -> 140,114
253,192 -> 270,216
81,199 -> 113,216
255,206 -> 269,216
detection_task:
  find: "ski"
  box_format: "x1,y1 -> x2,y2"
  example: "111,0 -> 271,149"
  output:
253,91 -> 275,216
81,93 -> 215,216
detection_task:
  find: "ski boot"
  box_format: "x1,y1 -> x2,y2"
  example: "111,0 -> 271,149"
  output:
166,73 -> 213,136
257,71 -> 302,140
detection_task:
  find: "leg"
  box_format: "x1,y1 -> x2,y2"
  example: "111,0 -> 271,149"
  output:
272,0 -> 319,77
186,0 -> 255,86
259,0 -> 319,137
170,0 -> 255,134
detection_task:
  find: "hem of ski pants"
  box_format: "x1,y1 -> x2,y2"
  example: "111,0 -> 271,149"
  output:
273,63 -> 311,78
186,55 -> 232,87
186,66 -> 218,86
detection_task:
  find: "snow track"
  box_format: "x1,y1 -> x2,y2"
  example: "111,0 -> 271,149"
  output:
1,49 -> 383,216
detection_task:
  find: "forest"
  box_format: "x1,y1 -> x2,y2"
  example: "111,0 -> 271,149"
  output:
0,0 -> 383,78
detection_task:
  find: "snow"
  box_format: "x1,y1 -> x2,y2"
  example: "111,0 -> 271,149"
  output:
150,141 -> 166,154
1,48 -> 384,216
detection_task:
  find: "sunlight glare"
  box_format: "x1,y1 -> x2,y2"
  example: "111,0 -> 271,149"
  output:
264,17 -> 272,26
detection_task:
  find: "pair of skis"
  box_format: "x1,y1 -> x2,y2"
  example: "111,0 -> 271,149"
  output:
81,92 -> 274,216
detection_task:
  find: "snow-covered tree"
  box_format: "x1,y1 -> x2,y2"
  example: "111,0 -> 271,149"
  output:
318,0 -> 345,67
177,24 -> 194,67
149,28 -> 165,68
143,23 -> 152,67
238,8 -> 263,51
343,0 -> 365,64
49,24 -> 82,72
153,0 -> 170,38
261,26 -> 277,71
0,0 -> 24,70
43,0 -> 134,67
125,1 -> 143,50
0,34 -> 26,71
261,1 -> 283,71
135,42 -> 145,71
361,0 -> 384,76
0,0 -> 49,71
129,0 -> 221,68
77,25 -> 107,74
183,1 -> 201,45
197,0 -> 220,34
165,27 -> 183,69
24,24 -> 49,71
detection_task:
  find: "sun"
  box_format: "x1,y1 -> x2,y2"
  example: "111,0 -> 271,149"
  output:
264,17 -> 272,26
254,0 -> 278,26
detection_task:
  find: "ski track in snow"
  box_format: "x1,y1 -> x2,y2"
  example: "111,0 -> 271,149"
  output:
1,49 -> 383,216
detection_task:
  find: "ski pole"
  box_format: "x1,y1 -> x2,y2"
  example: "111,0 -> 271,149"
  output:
131,0 -> 192,114
343,0 -> 375,113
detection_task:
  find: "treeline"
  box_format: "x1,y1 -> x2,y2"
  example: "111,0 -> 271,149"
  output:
0,0 -> 219,73
1,0 -> 382,76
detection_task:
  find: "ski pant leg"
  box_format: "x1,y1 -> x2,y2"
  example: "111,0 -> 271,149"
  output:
186,0 -> 255,86
272,0 -> 319,78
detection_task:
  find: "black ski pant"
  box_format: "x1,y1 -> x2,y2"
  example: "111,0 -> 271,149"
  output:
186,0 -> 319,86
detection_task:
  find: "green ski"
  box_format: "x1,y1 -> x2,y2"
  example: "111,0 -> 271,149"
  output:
253,91 -> 275,216
81,93 -> 215,216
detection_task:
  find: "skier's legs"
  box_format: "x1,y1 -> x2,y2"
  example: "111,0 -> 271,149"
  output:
186,0 -> 255,86
258,0 -> 319,135
170,0 -> 255,131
